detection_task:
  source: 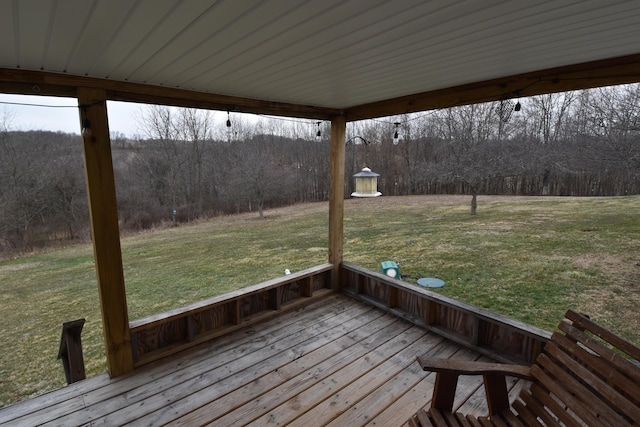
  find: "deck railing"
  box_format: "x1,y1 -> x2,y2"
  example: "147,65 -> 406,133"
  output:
129,261 -> 550,369
340,262 -> 550,365
130,263 -> 334,367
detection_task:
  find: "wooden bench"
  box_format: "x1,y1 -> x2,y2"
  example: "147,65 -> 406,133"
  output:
411,310 -> 640,426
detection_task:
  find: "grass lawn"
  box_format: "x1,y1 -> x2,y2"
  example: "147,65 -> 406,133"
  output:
1,195 -> 638,407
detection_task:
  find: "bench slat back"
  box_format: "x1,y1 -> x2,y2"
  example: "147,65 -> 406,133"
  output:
514,310 -> 640,427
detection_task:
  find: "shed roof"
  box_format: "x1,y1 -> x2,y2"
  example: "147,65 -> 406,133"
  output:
1,0 -> 639,120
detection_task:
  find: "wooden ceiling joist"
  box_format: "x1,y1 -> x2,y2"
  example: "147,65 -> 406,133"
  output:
0,68 -> 342,121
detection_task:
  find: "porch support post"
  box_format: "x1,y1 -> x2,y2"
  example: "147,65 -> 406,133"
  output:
328,115 -> 346,290
77,88 -> 133,377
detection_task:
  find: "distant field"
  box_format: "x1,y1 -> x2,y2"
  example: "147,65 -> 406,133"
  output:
1,195 -> 638,408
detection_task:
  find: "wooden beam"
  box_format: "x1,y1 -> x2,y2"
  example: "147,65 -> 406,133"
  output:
77,87 -> 133,377
328,115 -> 346,291
0,68 -> 339,121
2,54 -> 639,122
345,54 -> 640,121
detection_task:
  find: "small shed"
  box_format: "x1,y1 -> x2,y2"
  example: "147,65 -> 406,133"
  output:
351,167 -> 382,198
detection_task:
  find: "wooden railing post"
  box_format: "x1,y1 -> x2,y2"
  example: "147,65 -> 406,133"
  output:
57,319 -> 86,384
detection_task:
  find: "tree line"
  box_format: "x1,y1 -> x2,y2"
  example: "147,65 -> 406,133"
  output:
1,84 -> 638,254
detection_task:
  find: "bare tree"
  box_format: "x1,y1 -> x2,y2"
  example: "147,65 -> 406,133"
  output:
225,135 -> 297,218
176,108 -> 214,213
2,85 -> 640,257
133,106 -> 218,220
430,102 -> 509,214
0,121 -> 84,250
528,92 -> 576,144
136,106 -> 183,214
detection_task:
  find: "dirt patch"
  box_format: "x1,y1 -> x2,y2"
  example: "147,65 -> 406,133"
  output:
572,253 -> 640,340
0,262 -> 45,273
572,254 -> 639,284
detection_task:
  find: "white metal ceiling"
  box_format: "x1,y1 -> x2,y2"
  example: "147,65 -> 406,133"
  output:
1,0 -> 640,109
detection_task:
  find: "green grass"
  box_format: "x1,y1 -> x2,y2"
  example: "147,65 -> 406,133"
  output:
1,195 -> 639,407
344,196 -> 640,335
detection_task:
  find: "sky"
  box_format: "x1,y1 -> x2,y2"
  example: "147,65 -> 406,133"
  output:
0,93 -> 305,141
0,93 -> 334,142
0,93 -> 147,137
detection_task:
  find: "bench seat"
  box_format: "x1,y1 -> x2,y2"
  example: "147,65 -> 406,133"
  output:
412,310 -> 640,426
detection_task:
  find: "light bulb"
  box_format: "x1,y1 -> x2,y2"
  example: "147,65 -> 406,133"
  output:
392,122 -> 400,144
81,119 -> 92,137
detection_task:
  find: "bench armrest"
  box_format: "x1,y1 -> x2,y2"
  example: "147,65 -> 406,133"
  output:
416,357 -> 532,417
417,357 -> 532,380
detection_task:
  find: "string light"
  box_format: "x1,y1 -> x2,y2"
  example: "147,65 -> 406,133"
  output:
0,100 -> 77,108
346,135 -> 371,145
4,95 -> 529,140
393,122 -> 400,145
81,119 -> 92,137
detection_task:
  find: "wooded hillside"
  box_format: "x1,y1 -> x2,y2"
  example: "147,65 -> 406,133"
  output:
1,84 -> 638,254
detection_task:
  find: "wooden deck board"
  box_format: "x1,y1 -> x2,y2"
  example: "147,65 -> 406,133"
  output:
144,308 -> 398,426
0,294 -> 526,427
323,343 -> 464,427
144,310 -> 383,424
365,349 -> 484,427
240,324 -> 437,426
57,297 -> 374,426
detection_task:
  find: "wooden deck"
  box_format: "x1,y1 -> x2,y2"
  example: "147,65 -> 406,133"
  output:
0,294 -> 530,426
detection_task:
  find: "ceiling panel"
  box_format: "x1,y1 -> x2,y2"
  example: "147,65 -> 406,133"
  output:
1,0 -> 640,114
124,1 -> 258,84
173,0 -> 356,89
141,0 -> 260,85
215,0 -> 438,91
13,0 -> 53,70
162,1 -> 325,88
43,0 -> 96,72
89,0 -> 205,80
0,0 -> 16,67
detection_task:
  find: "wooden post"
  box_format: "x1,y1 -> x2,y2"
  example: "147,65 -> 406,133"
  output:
483,374 -> 511,417
57,319 -> 86,384
431,371 -> 459,412
328,115 -> 346,291
78,88 -> 133,377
